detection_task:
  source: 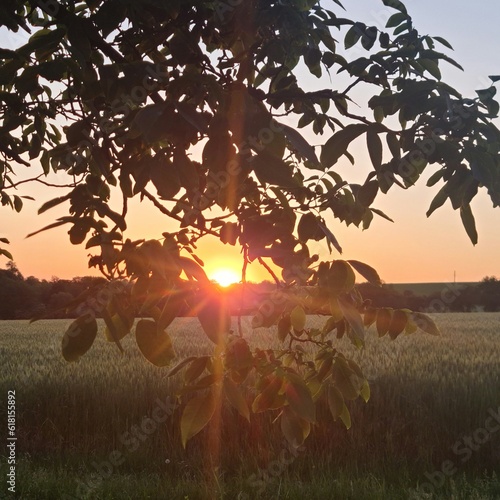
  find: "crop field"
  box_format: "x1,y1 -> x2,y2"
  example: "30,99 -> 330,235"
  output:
1,313 -> 500,499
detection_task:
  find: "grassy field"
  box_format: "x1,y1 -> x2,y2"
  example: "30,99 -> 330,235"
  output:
1,313 -> 500,499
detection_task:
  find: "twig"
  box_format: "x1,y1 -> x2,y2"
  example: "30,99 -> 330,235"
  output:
257,257 -> 281,285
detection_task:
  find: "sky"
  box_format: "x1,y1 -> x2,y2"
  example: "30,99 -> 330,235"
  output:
1,0 -> 500,283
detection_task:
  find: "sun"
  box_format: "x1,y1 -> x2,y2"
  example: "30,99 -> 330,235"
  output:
210,268 -> 240,287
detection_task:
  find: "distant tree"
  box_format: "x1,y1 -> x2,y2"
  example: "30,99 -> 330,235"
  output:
1,0 -> 499,447
477,277 -> 500,312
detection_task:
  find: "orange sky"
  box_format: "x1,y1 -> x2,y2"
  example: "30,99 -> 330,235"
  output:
1,0 -> 500,283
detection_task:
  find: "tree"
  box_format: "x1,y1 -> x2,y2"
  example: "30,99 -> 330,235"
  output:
1,0 -> 499,448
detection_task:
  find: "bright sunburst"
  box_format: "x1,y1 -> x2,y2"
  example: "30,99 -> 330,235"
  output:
210,269 -> 240,287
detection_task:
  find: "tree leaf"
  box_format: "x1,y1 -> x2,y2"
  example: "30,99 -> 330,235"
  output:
284,374 -> 316,422
418,58 -> 441,80
103,312 -> 132,342
327,385 -> 344,419
327,260 -> 356,294
366,128 -> 383,170
180,389 -> 217,448
321,124 -> 367,169
332,357 -> 361,401
197,291 -> 231,344
371,208 -> 394,223
252,151 -> 298,189
179,256 -> 209,283
0,249 -> 13,260
184,356 -> 209,383
158,293 -> 183,332
382,0 -> 407,14
433,36 -> 453,50
224,377 -> 250,422
460,204 -> 478,245
290,305 -> 306,332
252,376 -> 283,413
347,259 -> 382,285
135,319 -> 176,367
388,309 -> 408,340
278,122 -> 320,166
280,406 -> 310,448
410,312 -> 440,336
62,314 -> 98,362
338,299 -> 365,344
376,308 -> 392,337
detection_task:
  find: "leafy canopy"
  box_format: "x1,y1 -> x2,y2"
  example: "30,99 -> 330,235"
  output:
1,0 -> 499,447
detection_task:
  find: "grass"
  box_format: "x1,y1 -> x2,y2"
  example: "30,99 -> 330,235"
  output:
1,313 -> 500,498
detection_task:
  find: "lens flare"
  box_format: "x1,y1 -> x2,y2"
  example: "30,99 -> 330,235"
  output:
210,269 -> 240,287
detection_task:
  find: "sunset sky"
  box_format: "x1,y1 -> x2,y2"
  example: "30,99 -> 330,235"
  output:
1,0 -> 500,283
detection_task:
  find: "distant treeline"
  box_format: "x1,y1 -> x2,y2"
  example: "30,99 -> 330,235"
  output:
1,261 -> 499,320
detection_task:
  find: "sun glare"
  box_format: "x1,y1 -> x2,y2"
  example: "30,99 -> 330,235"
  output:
210,269 -> 240,287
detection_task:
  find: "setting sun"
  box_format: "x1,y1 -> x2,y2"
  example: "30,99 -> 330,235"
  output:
210,269 -> 240,287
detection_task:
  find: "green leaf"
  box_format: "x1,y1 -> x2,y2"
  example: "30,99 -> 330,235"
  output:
360,379 -> 370,403
179,256 -> 209,283
158,295 -> 182,332
410,312 -> 440,336
290,305 -> 306,332
321,124 -> 367,169
281,407 -> 310,448
371,208 -> 394,223
382,0 -> 407,14
13,195 -> 23,213
252,376 -> 283,413
489,75 -> 500,83
376,308 -> 392,337
388,309 -> 408,340
426,170 -> 444,187
181,389 -> 217,448
339,403 -> 351,429
386,132 -> 401,159
460,204 -> 478,245
224,377 -> 250,422
347,260 -> 382,285
0,249 -> 13,260
418,58 -> 441,80
366,129 -> 383,170
279,122 -> 320,166
62,315 -> 98,362
426,185 -> 449,217
386,13 -> 408,28
38,194 -> 72,215
433,36 -> 453,50
26,218 -> 76,239
136,319 -> 176,367
338,299 -> 365,344
284,374 -> 316,422
103,313 -> 132,342
327,260 -> 356,294
327,385 -> 344,419
277,315 -> 291,342
363,307 -> 377,327
344,24 -> 363,50
197,292 -> 231,344
332,357 -> 361,401
252,151 -> 298,189
184,356 -> 209,383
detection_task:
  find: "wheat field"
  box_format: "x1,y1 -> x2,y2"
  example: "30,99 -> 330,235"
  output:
1,313 -> 500,499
